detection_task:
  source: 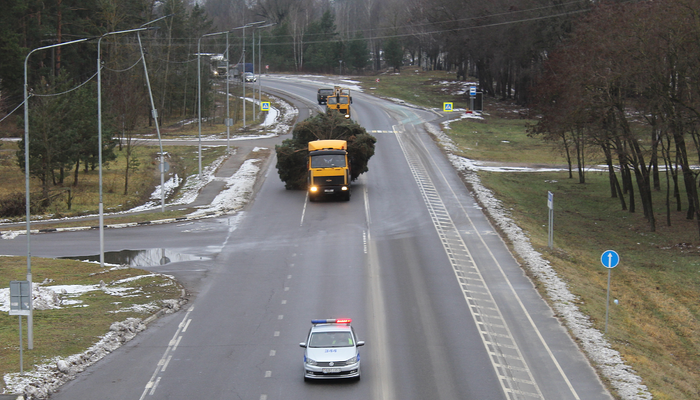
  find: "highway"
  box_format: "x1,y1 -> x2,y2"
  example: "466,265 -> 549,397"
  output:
0,76 -> 612,399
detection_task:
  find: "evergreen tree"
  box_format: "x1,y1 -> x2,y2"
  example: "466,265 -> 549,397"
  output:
346,34 -> 369,73
275,111 -> 376,190
383,37 -> 403,72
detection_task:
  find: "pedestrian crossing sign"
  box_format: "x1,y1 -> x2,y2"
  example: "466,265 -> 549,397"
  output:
261,102 -> 271,111
443,102 -> 454,112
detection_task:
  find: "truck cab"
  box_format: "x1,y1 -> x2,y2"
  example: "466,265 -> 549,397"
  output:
325,87 -> 352,119
308,140 -> 351,201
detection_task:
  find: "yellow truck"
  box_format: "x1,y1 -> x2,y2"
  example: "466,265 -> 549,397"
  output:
325,86 -> 352,119
307,140 -> 351,201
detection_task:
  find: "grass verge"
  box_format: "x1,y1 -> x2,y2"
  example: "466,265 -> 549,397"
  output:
0,257 -> 184,394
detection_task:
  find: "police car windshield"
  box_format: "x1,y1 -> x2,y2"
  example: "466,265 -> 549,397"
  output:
309,332 -> 353,348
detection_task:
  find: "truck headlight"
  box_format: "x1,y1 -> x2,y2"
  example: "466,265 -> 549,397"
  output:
310,186 -> 318,193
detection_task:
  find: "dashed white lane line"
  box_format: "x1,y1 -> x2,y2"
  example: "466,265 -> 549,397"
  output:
138,306 -> 194,400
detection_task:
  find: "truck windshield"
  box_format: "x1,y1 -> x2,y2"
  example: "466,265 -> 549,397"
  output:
311,154 -> 346,168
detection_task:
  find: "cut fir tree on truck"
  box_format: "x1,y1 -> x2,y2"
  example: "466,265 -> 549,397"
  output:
275,111 -> 376,201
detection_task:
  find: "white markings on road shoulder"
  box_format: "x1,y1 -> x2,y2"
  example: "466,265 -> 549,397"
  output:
149,377 -> 161,395
161,355 -> 172,372
181,318 -> 192,332
139,306 -> 195,400
395,125 -> 545,400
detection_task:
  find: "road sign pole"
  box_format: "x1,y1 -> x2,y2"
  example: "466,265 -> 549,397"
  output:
601,250 -> 619,334
19,316 -> 23,374
547,191 -> 553,249
605,268 -> 612,334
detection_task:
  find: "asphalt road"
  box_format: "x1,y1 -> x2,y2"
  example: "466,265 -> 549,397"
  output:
0,75 -> 613,400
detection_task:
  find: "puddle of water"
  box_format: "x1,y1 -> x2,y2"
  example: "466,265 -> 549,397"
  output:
62,248 -> 210,268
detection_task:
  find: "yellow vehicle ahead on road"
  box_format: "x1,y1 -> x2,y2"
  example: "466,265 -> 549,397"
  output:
307,140 -> 351,201
326,86 -> 352,119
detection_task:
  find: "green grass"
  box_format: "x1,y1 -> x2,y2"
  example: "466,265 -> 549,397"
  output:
479,171 -> 700,400
356,70 -> 467,109
0,257 -> 183,392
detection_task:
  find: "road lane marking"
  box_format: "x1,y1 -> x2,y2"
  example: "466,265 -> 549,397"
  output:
395,125 -> 544,400
149,377 -> 161,395
181,318 -> 192,332
161,355 -> 172,372
365,180 -> 396,400
416,126 -> 582,400
138,306 -> 195,400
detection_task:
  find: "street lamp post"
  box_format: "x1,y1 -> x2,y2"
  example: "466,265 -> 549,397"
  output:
98,27 -> 150,270
252,23 -> 275,121
23,37 -> 90,349
138,15 -> 173,213
198,30 -> 230,180
240,21 -> 265,129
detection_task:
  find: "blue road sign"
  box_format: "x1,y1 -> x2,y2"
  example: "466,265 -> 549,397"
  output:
469,86 -> 477,96
443,102 -> 453,112
601,250 -> 619,269
261,101 -> 271,111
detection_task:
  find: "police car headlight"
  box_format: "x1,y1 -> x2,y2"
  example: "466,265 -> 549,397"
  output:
305,357 -> 317,366
344,356 -> 358,365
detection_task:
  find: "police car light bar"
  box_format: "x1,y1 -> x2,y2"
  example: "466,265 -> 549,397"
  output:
311,318 -> 352,324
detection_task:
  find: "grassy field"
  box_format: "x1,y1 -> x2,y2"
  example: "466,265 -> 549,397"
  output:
358,70 -> 699,399
0,257 -> 183,393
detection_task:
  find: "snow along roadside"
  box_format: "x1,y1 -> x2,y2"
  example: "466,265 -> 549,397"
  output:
426,122 -> 653,400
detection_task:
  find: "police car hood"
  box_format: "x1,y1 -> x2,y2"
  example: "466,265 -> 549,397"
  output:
307,347 -> 356,362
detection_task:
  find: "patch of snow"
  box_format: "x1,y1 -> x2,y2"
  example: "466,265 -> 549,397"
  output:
187,158 -> 260,217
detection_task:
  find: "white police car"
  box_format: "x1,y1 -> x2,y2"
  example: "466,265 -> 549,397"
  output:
300,318 -> 364,381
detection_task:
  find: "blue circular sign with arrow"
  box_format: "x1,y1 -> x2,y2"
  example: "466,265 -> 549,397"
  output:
601,250 -> 620,269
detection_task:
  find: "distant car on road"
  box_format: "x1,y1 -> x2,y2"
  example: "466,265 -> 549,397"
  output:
244,72 -> 257,82
317,88 -> 334,104
300,318 -> 364,381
